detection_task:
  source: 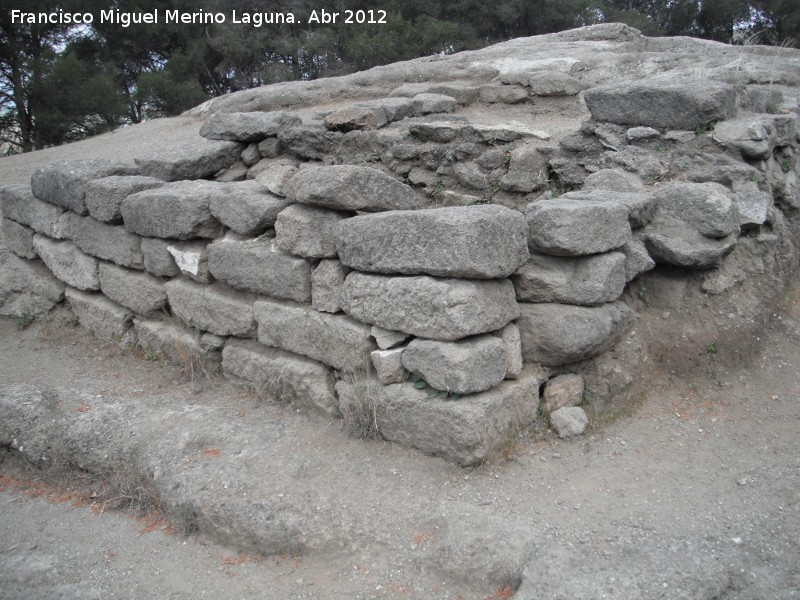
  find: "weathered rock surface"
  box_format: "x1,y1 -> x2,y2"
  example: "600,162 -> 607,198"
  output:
389,82 -> 479,105
69,215 -> 144,269
371,326 -> 410,350
30,160 -> 136,215
134,139 -> 243,181
560,189 -> 656,228
712,116 -> 776,160
357,97 -> 417,122
311,259 -> 347,313
32,235 -> 99,291
652,182 -> 738,238
479,84 -> 528,104
275,204 -> 349,258
495,323 -> 523,380
324,106 -> 388,131
621,239 -> 656,281
165,279 -> 257,337
254,164 -> 298,196
2,218 -> 36,259
583,79 -> 737,129
371,348 -> 408,385
278,124 -> 342,160
512,251 -> 627,305
222,339 -> 336,416
167,241 -> 211,283
207,236 -> 311,302
284,165 -> 416,212
642,216 -> 738,269
140,238 -> 180,277
549,406 -> 589,438
542,374 -> 584,414
526,198 -> 631,256
343,273 -> 519,341
528,71 -> 582,96
731,181 -> 771,229
402,334 -> 507,395
337,205 -> 528,278
336,371 -> 541,466
0,248 -> 64,316
208,181 -> 292,236
65,288 -> 133,340
200,111 -> 301,142
500,144 -> 548,193
134,318 -> 222,372
99,263 -> 167,319
253,298 -> 375,371
84,176 -> 164,223
412,93 -> 457,114
0,184 -> 71,239
121,181 -> 223,240
518,302 -> 635,366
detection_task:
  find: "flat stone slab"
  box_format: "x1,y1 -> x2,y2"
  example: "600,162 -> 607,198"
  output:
65,287 -> 133,340
336,205 -> 529,279
512,251 -> 627,306
336,371 -> 541,466
284,165 -> 416,212
518,301 -> 635,366
559,189 -> 657,229
642,215 -> 738,269
99,263 -> 167,319
389,82 -> 479,105
208,236 -> 311,302
357,97 -> 417,122
0,184 -> 71,239
134,138 -> 244,181
69,215 -> 144,269
583,79 -> 736,129
165,279 -> 257,337
402,334 -> 507,395
342,273 -> 519,341
134,319 -> 221,374
253,298 -> 375,372
200,111 -> 301,142
526,198 -> 631,256
0,248 -> 65,316
652,182 -> 738,239
84,175 -> 165,224
275,204 -> 349,259
121,181 -> 223,240
208,181 -> 292,236
2,218 -> 36,259
32,235 -> 99,291
222,340 -> 336,417
30,160 -> 137,215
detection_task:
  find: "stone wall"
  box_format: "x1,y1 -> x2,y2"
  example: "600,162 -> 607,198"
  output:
2,57 -> 799,465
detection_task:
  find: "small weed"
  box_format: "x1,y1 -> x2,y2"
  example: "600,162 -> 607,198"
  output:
694,120 -> 717,135
428,181 -> 445,202
676,157 -> 692,172
468,197 -> 489,205
408,373 -> 461,400
582,386 -> 592,405
781,159 -> 792,174
13,309 -> 35,330
652,142 -> 666,152
706,341 -> 718,355
144,349 -> 158,361
61,313 -> 79,327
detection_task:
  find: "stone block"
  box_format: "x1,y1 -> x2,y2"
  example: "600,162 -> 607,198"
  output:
200,111 -> 301,142
0,184 -> 71,239
134,319 -> 221,374
371,348 -> 408,385
253,298 -> 375,371
207,236 -> 311,302
542,374 -> 584,414
31,160 -> 136,215
0,248 -> 64,316
284,165 -> 416,212
134,138 -> 243,181
500,144 -> 548,193
324,106 -> 388,131
214,162 -> 248,182
402,334 -> 507,395
121,181 -> 223,240
84,175 -> 164,223
731,181 -> 770,229
479,84 -> 529,104
582,168 -> 645,193
257,137 -> 281,158
65,287 -> 133,340
518,301 -> 635,366
343,273 -> 519,341
69,215 -> 144,269
165,279 -> 257,337
621,239 -> 656,281
275,204 -> 349,258
389,82 -> 479,105
311,260 -> 347,313
2,218 -> 36,259
240,143 -> 261,167
495,323 -> 522,380
357,97 -> 416,122
525,198 -> 631,256
141,238 -> 180,277
559,189 -> 657,229
652,182 -> 738,238
168,242 -> 211,283
337,205 -> 529,278
412,93 -> 457,114
278,124 -> 342,160
642,216 -> 738,269
99,263 -> 167,319
32,235 -> 99,291
208,181 -> 292,236
371,325 -> 410,350
549,406 -> 588,438
527,72 -> 582,96
512,251 -> 627,306
255,165 -> 298,196
222,339 -> 336,417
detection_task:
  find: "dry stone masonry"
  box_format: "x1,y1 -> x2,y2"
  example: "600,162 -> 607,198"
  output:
2,23 -> 799,465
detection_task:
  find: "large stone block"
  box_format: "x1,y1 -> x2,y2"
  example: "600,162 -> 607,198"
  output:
121,181 -> 223,240
583,79 -> 737,129
69,215 -> 144,269
527,71 -> 582,96
342,273 -> 519,341
134,319 -> 221,374
99,263 -> 167,319
2,218 -> 36,259
278,124 -> 342,160
222,340 -> 336,417
134,138 -> 244,181
582,168 -> 646,193
284,165 -> 416,212
275,204 -> 349,258
402,334 -> 507,395
165,279 -> 256,337
65,287 -> 133,340
559,189 -> 656,229
84,175 -> 165,224
512,251 -> 627,306
336,371 -> 541,466
311,259 -> 348,313
642,215 -> 738,269
652,182 -> 738,238
621,239 -> 656,281
207,236 -> 311,302
32,235 -> 99,291
337,205 -> 529,279
358,97 -> 417,121
324,106 -> 388,131
30,160 -> 136,215
370,348 -> 408,385
0,184 -> 71,239
200,111 -> 301,142
0,248 -> 65,316
141,238 -> 180,277
500,144 -> 548,193
518,301 -> 635,366
525,198 -> 631,256
208,181 -> 292,236
253,298 -> 375,371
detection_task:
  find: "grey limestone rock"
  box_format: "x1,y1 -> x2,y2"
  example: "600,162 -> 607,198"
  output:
0,248 -> 65,316
208,181 -> 291,236
478,84 -> 529,104
371,348 -> 408,385
65,287 -> 133,340
336,205 -> 528,279
140,238 -> 180,278
167,242 -> 211,283
32,235 -> 99,291
343,272 -> 519,341
275,204 -> 349,258
712,116 -> 776,160
652,182 -> 738,238
625,126 -> 661,142
324,106 -> 388,131
257,137 -> 281,158
453,162 -> 489,190
412,93 -> 457,114
311,259 -> 348,313
642,215 -> 738,269
389,82 -> 479,105
69,215 -> 144,269
134,319 -> 221,374
278,124 -> 342,160
357,97 -> 416,122
542,374 -> 584,414
731,181 -> 771,229
527,71 -> 582,96
582,168 -> 646,193
200,111 -> 301,142
240,144 -> 261,167
0,184 -> 71,239
254,164 -> 298,196
2,218 -> 36,259
500,144 -> 548,193
84,175 -> 164,224
31,160 -> 137,215
549,406 -> 589,438
559,189 -> 657,229
495,323 -> 522,380
371,326 -> 411,350
518,301 -> 635,366
134,138 -> 243,181
99,263 -> 167,319
214,161 -> 249,182
621,239 -> 656,281
402,334 -> 507,395
164,279 -> 257,337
